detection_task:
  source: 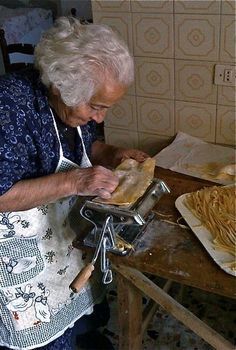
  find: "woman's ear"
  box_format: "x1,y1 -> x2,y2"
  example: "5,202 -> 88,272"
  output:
50,84 -> 61,97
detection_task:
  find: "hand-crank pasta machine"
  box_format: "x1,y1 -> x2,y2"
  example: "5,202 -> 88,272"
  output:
70,179 -> 170,293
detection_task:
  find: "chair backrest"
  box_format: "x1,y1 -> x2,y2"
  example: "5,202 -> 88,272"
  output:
0,29 -> 35,73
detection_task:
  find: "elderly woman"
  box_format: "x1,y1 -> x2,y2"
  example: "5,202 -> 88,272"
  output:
0,17 -> 149,350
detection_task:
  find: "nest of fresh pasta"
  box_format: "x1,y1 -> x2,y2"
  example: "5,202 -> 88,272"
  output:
184,185 -> 236,271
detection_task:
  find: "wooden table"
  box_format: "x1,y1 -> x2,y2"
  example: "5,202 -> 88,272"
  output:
108,167 -> 235,350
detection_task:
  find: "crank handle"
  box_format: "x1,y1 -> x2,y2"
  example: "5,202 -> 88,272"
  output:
69,263 -> 94,293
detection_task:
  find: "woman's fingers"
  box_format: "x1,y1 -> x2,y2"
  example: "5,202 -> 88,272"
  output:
120,149 -> 150,163
95,188 -> 113,199
70,166 -> 119,197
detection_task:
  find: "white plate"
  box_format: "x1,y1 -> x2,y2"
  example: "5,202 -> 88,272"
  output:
175,192 -> 235,277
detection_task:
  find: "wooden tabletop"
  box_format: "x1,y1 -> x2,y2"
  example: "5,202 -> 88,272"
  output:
109,167 -> 236,300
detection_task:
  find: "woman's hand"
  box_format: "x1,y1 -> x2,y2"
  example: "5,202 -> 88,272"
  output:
115,148 -> 150,163
0,166 -> 119,212
69,166 -> 119,199
91,141 -> 151,168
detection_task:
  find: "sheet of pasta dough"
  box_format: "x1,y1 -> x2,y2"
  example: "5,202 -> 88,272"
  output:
98,158 -> 156,206
154,132 -> 235,185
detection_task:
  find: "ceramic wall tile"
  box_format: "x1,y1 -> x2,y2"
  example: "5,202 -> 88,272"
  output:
175,60 -> 217,104
131,0 -> 173,14
174,0 -> 220,14
220,16 -> 236,63
104,95 -> 137,130
92,1 -> 130,13
138,132 -> 171,156
216,106 -> 236,146
221,0 -> 236,14
127,82 -> 136,97
92,12 -> 133,54
175,14 -> 220,61
104,127 -> 139,148
176,101 -> 216,142
218,85 -> 236,107
135,57 -> 174,99
137,97 -> 174,136
92,0 -> 235,148
133,13 -> 174,58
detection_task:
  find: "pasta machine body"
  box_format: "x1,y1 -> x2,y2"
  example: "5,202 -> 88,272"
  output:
81,179 -> 170,256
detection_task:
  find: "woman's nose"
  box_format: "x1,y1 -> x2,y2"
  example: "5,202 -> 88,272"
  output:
92,109 -> 107,123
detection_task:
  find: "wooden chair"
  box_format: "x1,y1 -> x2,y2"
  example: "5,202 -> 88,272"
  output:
0,29 -> 35,73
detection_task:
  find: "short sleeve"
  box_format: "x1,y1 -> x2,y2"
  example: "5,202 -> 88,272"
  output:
0,70 -> 62,196
0,88 -> 37,195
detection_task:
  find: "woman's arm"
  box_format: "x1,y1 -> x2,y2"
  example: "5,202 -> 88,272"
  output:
0,166 -> 118,212
91,140 -> 150,168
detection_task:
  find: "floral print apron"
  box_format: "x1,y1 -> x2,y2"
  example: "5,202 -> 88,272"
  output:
0,112 -> 104,350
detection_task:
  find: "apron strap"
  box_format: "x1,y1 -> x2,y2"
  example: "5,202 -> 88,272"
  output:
49,108 -> 92,169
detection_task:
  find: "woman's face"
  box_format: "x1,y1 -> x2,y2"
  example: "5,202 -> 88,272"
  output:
50,80 -> 127,127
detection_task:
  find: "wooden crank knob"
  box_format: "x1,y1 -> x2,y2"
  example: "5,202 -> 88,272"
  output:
69,263 -> 95,293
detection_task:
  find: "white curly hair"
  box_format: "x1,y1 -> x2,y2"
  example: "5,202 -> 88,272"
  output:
34,17 -> 134,106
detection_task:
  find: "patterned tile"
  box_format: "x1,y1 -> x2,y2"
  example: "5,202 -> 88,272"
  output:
133,13 -> 174,58
104,95 -> 137,130
131,0 -> 173,13
104,127 -> 139,149
91,0 -> 131,13
138,132 -> 171,156
92,12 -> 133,54
175,60 -> 217,104
174,0 -> 220,14
218,85 -> 236,107
127,81 -> 135,97
220,16 -> 236,63
135,57 -> 174,99
221,0 -> 236,15
175,101 -> 216,142
137,97 -> 174,136
175,14 -> 220,61
92,0 -> 235,150
216,106 -> 236,146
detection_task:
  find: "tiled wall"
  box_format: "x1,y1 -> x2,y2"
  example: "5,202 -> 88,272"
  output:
92,0 -> 236,155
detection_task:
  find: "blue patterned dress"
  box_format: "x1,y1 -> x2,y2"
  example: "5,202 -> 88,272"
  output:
0,70 -> 105,350
0,69 -> 97,196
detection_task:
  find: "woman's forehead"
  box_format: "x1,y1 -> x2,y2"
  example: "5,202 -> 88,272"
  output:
91,80 -> 127,106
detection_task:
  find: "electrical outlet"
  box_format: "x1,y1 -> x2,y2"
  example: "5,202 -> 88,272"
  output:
214,64 -> 236,86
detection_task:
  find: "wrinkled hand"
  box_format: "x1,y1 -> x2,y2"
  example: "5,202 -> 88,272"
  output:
69,166 -> 119,199
116,148 -> 150,164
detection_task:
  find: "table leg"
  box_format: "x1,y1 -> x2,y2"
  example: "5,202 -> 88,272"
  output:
114,265 -> 234,350
116,271 -> 143,350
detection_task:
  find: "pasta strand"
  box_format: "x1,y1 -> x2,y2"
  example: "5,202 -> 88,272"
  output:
184,185 -> 236,271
